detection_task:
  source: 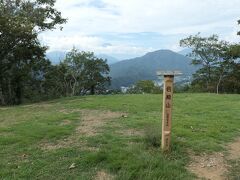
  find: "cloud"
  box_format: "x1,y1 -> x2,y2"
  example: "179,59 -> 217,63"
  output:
40,33 -> 154,59
40,0 -> 240,58
88,0 -> 108,9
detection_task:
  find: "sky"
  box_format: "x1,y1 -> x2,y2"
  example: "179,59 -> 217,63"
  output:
40,0 -> 240,60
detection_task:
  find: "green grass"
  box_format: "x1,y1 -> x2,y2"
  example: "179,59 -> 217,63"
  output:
0,93 -> 240,179
227,159 -> 240,180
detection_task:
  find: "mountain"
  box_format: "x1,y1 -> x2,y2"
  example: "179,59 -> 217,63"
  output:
97,54 -> 119,65
109,49 -> 197,89
46,51 -> 66,64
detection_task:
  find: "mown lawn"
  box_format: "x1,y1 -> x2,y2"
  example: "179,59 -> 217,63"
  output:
0,93 -> 240,179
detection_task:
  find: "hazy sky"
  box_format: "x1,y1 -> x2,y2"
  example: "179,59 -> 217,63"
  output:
40,0 -> 240,59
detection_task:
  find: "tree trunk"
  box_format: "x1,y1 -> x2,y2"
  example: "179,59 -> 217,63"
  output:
8,78 -> 13,104
71,80 -> 77,96
90,85 -> 95,95
70,75 -> 77,96
15,81 -> 22,105
72,84 -> 76,96
0,84 -> 5,105
216,75 -> 223,95
207,65 -> 211,92
206,80 -> 209,92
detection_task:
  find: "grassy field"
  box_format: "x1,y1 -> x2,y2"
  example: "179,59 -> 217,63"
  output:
0,94 -> 240,179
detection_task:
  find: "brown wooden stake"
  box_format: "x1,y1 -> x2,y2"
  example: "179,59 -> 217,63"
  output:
161,75 -> 174,151
157,70 -> 182,151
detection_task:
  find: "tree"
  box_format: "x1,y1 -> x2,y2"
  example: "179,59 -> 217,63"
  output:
43,63 -> 69,97
83,55 -> 111,95
135,80 -> 155,93
127,80 -> 161,94
220,44 -> 240,93
62,48 -> 111,96
180,34 -> 238,93
0,0 -> 66,105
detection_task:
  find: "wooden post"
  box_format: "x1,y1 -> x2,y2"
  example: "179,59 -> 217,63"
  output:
157,70 -> 182,152
161,75 -> 174,151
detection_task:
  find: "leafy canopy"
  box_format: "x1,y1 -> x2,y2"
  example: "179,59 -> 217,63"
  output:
0,0 -> 66,105
60,48 -> 111,96
180,33 -> 240,93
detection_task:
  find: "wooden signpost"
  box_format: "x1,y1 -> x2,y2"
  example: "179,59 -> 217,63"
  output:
157,71 -> 182,151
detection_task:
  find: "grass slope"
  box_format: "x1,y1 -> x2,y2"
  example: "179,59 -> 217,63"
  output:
0,94 -> 240,179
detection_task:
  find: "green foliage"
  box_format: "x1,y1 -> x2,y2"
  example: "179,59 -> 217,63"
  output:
127,80 -> 162,94
61,48 -> 110,96
0,0 -> 66,105
180,33 -> 240,94
42,48 -> 111,97
135,80 -> 155,93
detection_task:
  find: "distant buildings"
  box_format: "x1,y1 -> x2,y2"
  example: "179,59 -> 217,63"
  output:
120,86 -> 129,93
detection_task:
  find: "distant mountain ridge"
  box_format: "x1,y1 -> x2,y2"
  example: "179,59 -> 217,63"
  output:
46,51 -> 119,65
46,49 -> 197,89
109,49 -> 197,89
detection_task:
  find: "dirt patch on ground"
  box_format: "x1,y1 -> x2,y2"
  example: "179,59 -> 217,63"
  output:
95,170 -> 114,180
40,109 -> 125,151
76,110 -> 124,137
40,137 -> 100,151
0,114 -> 27,128
40,138 -> 77,151
58,108 -> 89,114
58,109 -> 76,114
187,152 -> 227,180
0,107 -> 9,110
227,137 -> 240,160
188,137 -> 240,179
22,103 -> 54,108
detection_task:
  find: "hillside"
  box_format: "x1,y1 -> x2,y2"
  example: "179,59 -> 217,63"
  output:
0,94 -> 240,179
109,50 -> 197,88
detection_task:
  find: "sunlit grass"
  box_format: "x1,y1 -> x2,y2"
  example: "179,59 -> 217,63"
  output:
0,93 -> 239,179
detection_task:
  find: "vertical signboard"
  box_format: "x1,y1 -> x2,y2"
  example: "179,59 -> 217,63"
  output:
161,75 -> 174,151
